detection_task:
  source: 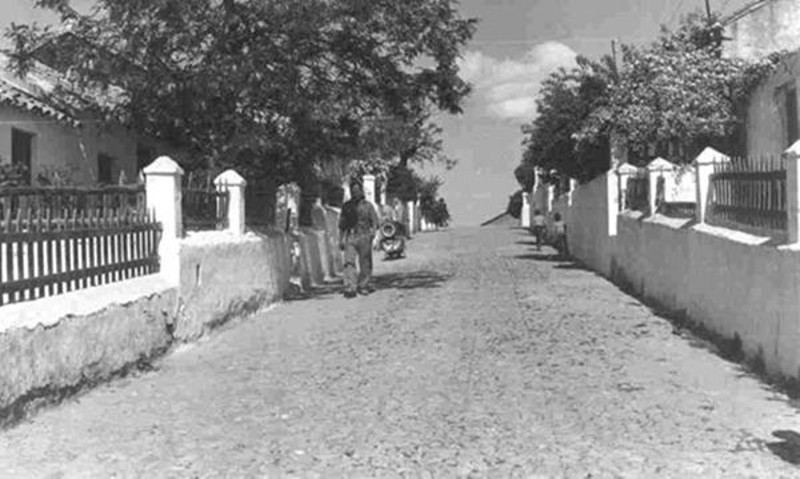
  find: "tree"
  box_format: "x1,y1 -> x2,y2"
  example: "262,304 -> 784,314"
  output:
506,190 -> 522,219
358,109 -> 457,171
516,54 -> 614,185
514,11 -> 783,185
416,174 -> 445,223
513,163 -> 536,191
575,12 -> 781,163
430,198 -> 450,227
385,164 -> 422,203
7,0 -> 476,188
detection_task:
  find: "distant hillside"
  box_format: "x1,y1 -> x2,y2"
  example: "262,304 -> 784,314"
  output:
480,212 -> 517,227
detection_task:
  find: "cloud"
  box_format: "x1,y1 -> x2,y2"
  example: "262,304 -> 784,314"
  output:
459,41 -> 577,121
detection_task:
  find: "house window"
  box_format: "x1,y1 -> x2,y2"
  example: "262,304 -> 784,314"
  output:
97,153 -> 115,185
11,128 -> 34,185
786,87 -> 799,147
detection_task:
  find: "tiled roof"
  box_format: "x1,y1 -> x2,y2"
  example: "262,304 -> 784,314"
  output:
0,52 -> 107,129
0,76 -> 80,128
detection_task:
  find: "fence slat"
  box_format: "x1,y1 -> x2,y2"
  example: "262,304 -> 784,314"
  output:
1,184 -> 161,308
708,156 -> 786,232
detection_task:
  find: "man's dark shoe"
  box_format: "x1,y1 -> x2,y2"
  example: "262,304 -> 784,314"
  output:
343,290 -> 357,298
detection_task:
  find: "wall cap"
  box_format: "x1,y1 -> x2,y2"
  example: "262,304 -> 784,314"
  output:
214,169 -> 247,187
143,156 -> 184,176
693,147 -> 730,166
647,157 -> 675,171
783,140 -> 800,160
616,163 -> 640,175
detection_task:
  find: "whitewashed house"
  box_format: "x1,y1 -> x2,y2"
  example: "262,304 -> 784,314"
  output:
0,52 -> 169,186
723,0 -> 800,157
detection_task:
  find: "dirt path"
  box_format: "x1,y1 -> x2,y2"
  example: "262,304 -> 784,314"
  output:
1,226 -> 799,478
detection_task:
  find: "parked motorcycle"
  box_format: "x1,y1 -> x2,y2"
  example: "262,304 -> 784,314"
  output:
378,220 -> 406,260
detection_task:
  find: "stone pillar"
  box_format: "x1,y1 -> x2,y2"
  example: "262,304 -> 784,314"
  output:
783,140 -> 800,243
647,157 -> 674,215
616,163 -> 640,211
415,197 -> 422,233
143,156 -> 183,285
363,174 -> 376,205
214,169 -> 246,236
407,200 -> 415,235
342,178 -> 351,202
606,170 -> 620,237
379,179 -> 387,205
694,147 -> 730,224
521,191 -> 531,228
568,178 -> 578,207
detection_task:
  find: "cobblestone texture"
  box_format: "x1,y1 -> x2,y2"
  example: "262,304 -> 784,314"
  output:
2,226 -> 800,478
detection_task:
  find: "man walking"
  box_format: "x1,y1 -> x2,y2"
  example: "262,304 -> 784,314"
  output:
339,181 -> 380,298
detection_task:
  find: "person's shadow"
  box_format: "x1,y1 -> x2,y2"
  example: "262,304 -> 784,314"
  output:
285,270 -> 450,300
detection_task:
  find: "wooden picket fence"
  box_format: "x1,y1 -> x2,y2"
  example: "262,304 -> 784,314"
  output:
0,186 -> 161,306
709,155 -> 787,232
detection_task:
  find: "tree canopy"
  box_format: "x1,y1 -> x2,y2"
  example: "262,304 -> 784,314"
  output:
515,11 -> 784,187
8,0 -> 476,186
518,54 -> 615,184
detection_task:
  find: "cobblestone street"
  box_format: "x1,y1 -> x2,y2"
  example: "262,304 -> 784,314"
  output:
2,226 -> 800,478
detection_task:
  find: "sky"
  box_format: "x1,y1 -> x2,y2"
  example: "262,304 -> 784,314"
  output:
0,0 -> 757,225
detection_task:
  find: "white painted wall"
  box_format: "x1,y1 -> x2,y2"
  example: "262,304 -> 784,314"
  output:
561,174 -> 800,380
0,105 -> 141,185
612,214 -> 800,379
564,172 -> 616,277
744,51 -> 800,158
724,0 -> 800,61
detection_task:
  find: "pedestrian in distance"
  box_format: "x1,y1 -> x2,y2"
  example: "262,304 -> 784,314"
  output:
339,181 -> 380,298
553,212 -> 568,257
532,209 -> 546,251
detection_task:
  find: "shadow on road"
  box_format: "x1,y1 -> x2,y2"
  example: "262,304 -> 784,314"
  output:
513,252 -> 593,272
515,240 -> 540,247
515,252 -> 562,262
372,270 -> 452,291
625,289 -> 800,410
767,430 -> 800,465
285,270 -> 451,301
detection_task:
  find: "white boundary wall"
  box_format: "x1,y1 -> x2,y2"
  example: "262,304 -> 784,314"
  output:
561,160 -> 800,381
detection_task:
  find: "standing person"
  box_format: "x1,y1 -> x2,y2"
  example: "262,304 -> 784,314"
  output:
532,209 -> 546,251
391,197 -> 407,237
379,202 -> 394,222
391,197 -> 404,222
553,212 -> 568,257
339,181 -> 380,297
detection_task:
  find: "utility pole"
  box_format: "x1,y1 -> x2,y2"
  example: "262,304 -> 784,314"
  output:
705,0 -> 712,21
611,39 -> 619,73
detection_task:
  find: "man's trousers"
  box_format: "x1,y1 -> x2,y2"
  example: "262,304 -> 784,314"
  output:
343,234 -> 373,293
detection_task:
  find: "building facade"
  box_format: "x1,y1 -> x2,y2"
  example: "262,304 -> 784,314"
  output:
0,53 -> 170,187
722,1 -> 800,157
723,0 -> 800,61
